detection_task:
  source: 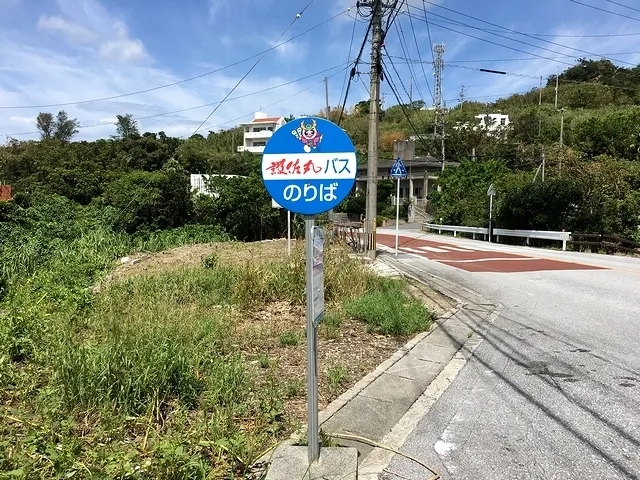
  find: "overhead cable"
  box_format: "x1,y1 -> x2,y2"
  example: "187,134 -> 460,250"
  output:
0,4 -> 346,110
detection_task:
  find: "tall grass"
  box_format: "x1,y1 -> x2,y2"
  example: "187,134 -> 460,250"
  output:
0,216 -> 434,478
343,278 -> 434,335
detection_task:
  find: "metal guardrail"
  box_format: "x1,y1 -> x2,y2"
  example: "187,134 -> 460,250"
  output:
494,228 -> 571,251
422,223 -> 489,240
423,223 -> 571,250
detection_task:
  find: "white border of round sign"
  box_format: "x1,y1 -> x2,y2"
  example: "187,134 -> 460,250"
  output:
261,117 -> 357,216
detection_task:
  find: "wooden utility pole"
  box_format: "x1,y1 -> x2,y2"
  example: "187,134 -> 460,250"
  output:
364,0 -> 383,260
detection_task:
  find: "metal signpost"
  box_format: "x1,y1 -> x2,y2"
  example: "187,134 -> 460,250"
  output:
487,183 -> 496,243
390,157 -> 408,256
261,117 -> 356,464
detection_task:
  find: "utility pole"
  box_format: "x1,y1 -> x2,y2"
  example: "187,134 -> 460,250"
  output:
324,77 -> 330,119
364,0 -> 384,260
409,76 -> 413,104
433,43 -> 446,172
559,108 -> 565,147
542,151 -> 546,183
539,76 -> 543,106
554,70 -> 559,109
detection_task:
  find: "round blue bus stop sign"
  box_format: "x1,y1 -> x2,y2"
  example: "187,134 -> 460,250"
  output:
261,117 -> 357,215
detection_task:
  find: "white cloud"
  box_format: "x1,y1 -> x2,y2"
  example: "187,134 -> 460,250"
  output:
37,15 -> 95,43
8,115 -> 33,125
0,32 -> 332,141
99,22 -> 148,63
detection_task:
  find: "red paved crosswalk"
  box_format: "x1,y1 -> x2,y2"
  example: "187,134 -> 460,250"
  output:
377,234 -> 603,273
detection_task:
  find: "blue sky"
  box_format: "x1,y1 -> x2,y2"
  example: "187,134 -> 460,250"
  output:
1,0 -> 639,140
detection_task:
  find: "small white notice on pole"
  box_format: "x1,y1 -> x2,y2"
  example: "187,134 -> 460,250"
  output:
312,227 -> 324,325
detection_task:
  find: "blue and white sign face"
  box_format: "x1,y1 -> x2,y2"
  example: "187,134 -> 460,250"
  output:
261,117 -> 357,215
390,157 -> 408,179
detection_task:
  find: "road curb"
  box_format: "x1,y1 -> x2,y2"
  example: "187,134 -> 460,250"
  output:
258,247 -> 502,479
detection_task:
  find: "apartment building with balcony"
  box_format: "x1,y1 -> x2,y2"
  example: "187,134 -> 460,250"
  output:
237,112 -> 286,154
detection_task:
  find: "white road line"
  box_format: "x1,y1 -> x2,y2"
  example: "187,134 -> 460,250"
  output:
402,247 -> 429,254
418,246 -> 449,253
437,246 -> 476,252
441,257 -> 539,263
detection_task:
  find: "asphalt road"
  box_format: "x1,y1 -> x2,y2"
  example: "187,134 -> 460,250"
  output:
376,229 -> 640,480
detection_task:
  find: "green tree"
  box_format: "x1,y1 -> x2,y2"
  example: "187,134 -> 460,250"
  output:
36,112 -> 55,139
53,110 -> 80,142
429,159 -> 510,227
102,159 -> 190,233
114,114 -> 140,139
202,172 -> 284,241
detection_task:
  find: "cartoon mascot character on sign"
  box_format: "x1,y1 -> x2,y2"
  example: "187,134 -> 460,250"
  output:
292,119 -> 323,153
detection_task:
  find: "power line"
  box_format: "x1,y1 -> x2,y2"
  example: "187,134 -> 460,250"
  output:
421,1 -> 437,69
412,1 -> 637,67
339,13 -> 358,115
381,53 -> 433,150
181,67 -> 349,137
445,52 -> 640,62
0,5 -> 347,110
605,0 -> 640,14
191,1 -> 316,136
402,12 -> 575,67
338,8 -> 374,126
405,1 -> 434,103
569,0 -> 640,23
1,63 -> 349,137
420,11 -> 640,38
393,20 -> 427,103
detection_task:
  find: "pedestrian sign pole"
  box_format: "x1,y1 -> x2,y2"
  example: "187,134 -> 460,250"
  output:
261,118 -> 356,464
390,157 -> 408,256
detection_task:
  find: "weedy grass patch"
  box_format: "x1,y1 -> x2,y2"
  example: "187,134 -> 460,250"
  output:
343,277 -> 435,335
0,227 -> 434,478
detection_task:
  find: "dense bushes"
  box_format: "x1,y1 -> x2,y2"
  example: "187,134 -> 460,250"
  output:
430,157 -> 640,241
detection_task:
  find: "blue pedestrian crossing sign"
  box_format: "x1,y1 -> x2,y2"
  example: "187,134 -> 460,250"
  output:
390,157 -> 408,179
261,117 -> 357,215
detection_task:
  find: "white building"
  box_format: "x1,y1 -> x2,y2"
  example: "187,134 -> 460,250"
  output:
475,113 -> 510,131
190,174 -> 246,198
236,112 -> 286,154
